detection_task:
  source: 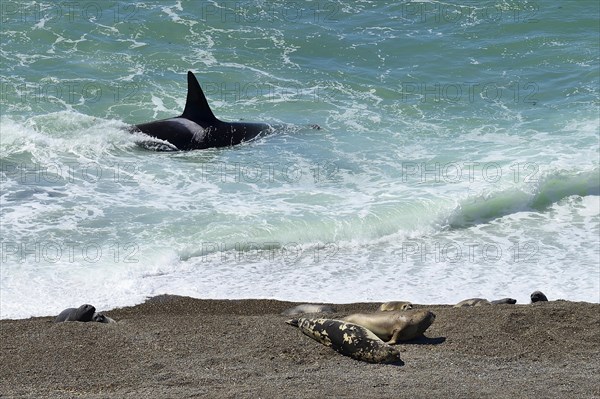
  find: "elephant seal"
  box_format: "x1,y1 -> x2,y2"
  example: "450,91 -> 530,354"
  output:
92,312 -> 116,324
455,298 -> 517,307
286,318 -> 403,364
531,291 -> 548,303
54,304 -> 96,323
490,298 -> 517,305
379,301 -> 413,311
454,298 -> 492,307
281,304 -> 336,316
342,310 -> 435,344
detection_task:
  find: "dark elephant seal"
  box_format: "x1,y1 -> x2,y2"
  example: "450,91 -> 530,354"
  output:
343,310 -> 435,344
54,304 -> 96,323
531,291 -> 548,303
92,312 -> 116,324
379,301 -> 413,311
281,304 -> 336,316
286,318 -> 403,364
490,298 -> 517,305
454,298 -> 491,308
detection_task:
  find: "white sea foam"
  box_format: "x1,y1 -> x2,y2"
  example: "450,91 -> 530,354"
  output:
1,1 -> 599,318
2,103 -> 598,319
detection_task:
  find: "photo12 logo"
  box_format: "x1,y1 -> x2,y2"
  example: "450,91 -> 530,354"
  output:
0,2 -> 138,24
197,161 -> 340,184
200,81 -> 330,104
399,240 -> 539,264
1,241 -> 139,264
401,162 -> 540,184
400,82 -> 539,104
1,161 -> 139,184
0,79 -> 338,106
400,1 -> 540,24
195,1 -> 341,24
199,241 -> 339,264
0,81 -> 140,105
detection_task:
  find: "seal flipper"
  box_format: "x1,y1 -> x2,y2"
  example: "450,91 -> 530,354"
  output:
181,71 -> 217,123
285,319 -> 300,327
386,329 -> 403,345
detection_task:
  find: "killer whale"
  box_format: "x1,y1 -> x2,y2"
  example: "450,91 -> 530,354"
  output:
129,71 -> 273,151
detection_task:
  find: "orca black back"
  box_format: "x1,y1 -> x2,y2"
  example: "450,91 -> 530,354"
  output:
130,71 -> 272,151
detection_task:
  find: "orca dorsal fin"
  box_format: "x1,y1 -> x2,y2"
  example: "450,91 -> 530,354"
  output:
181,71 -> 217,122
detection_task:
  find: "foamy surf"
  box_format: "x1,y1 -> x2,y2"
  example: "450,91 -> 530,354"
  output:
1,1 -> 599,319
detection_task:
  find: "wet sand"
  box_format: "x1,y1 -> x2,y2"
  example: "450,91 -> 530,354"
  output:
1,296 -> 598,398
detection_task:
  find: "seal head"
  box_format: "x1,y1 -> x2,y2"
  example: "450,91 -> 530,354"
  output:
531,291 -> 548,303
490,298 -> 517,305
379,301 -> 413,311
92,312 -> 116,324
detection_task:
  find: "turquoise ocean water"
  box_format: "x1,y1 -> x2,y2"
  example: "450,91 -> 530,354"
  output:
1,1 -> 598,318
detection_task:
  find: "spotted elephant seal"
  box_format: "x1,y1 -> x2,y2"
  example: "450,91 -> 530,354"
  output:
379,301 -> 413,311
281,304 -> 336,316
531,291 -> 548,303
286,318 -> 403,364
343,310 -> 435,344
54,304 -> 96,323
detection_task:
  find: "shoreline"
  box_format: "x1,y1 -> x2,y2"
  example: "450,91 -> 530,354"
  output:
4,292 -> 598,321
1,296 -> 599,398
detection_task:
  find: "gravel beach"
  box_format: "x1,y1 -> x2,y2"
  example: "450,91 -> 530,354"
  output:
1,296 -> 598,398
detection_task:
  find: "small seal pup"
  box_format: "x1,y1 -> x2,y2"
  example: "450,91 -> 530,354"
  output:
343,310 -> 435,344
286,318 -> 403,364
54,304 -> 96,323
455,298 -> 517,307
454,298 -> 492,307
531,291 -> 548,303
92,312 -> 116,324
379,301 -> 413,311
281,304 -> 336,316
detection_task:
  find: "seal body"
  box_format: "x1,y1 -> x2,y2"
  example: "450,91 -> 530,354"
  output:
454,298 -> 492,308
281,304 -> 336,316
531,291 -> 548,303
286,318 -> 403,364
490,298 -> 517,305
343,310 -> 435,344
54,304 -> 96,323
92,312 -> 116,324
379,301 -> 413,311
